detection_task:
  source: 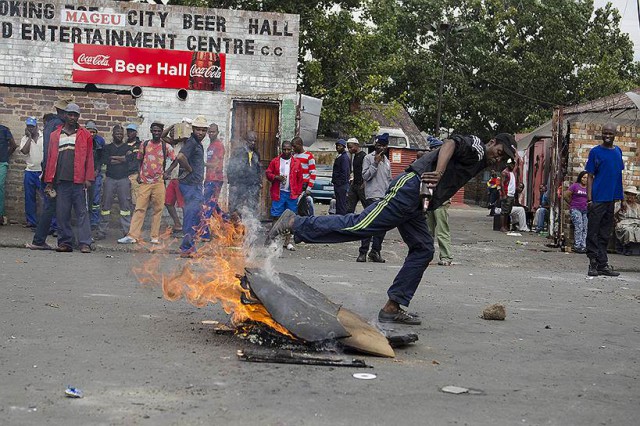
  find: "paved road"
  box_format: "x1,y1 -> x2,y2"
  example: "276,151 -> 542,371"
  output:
1,206 -> 639,425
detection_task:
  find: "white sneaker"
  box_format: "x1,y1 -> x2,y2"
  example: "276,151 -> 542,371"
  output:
118,236 -> 137,244
286,243 -> 295,251
150,238 -> 160,244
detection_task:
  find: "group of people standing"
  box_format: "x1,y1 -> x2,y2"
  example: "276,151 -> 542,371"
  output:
14,98 -> 265,257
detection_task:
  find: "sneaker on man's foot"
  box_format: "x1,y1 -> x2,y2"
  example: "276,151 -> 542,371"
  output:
356,253 -> 367,262
26,242 -> 53,251
378,309 -> 422,325
150,238 -> 160,245
597,264 -> 620,277
588,263 -> 599,277
265,209 -> 295,245
118,236 -> 137,244
286,243 -> 296,251
80,244 -> 92,253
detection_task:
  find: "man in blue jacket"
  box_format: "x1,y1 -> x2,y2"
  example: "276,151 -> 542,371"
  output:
331,138 -> 350,215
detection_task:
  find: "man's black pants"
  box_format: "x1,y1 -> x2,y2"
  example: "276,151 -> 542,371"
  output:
586,201 -> 615,267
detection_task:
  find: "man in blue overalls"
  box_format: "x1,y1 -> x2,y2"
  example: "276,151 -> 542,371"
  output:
267,133 -> 517,325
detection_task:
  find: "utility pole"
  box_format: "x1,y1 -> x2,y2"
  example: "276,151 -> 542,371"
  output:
434,23 -> 451,138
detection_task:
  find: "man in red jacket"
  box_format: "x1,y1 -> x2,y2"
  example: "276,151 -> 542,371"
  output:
266,140 -> 303,250
44,103 -> 94,253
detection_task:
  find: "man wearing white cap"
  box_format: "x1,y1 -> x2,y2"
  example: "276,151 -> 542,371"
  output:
19,117 -> 44,228
164,115 -> 207,257
43,103 -> 94,253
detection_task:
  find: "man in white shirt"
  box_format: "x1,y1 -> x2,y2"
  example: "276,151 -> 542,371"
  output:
19,117 -> 44,228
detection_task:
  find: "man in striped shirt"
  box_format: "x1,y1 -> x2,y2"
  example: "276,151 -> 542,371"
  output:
292,136 -> 316,216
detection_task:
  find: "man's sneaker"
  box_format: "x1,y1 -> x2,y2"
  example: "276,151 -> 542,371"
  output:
80,244 -> 92,253
588,263 -> 599,277
356,253 -> 367,262
597,264 -> 620,277
150,238 -> 160,245
118,236 -> 137,244
378,309 -> 422,325
286,243 -> 295,251
368,251 -> 385,263
265,209 -> 295,244
438,259 -> 453,266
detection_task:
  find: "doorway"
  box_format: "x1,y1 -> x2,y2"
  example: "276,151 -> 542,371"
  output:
230,101 -> 280,219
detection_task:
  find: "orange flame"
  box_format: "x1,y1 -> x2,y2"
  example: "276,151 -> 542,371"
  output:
132,208 -> 293,337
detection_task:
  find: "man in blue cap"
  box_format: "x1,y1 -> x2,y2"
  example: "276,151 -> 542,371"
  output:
357,133 -> 392,263
19,117 -> 44,228
28,99 -> 71,249
267,133 -> 517,325
331,138 -> 350,215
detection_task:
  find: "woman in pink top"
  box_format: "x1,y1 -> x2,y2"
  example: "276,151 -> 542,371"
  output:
564,171 -> 588,253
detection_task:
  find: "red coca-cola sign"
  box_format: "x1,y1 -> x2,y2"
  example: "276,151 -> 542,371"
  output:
72,44 -> 226,91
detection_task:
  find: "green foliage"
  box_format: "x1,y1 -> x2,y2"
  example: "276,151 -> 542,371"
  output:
173,0 -> 640,140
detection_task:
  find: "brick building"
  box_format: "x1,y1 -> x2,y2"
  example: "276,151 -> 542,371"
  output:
516,90 -> 640,243
0,0 -> 299,222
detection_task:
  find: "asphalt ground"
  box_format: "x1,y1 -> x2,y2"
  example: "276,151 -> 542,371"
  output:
1,205 -> 639,425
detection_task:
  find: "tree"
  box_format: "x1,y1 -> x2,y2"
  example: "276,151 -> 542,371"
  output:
174,0 -> 640,140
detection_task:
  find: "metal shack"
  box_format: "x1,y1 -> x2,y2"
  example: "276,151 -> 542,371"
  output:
0,0 -> 299,220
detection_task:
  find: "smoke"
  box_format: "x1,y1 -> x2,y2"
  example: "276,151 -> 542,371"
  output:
237,206 -> 283,286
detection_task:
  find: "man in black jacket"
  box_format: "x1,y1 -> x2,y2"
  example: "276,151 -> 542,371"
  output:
331,138 -> 350,215
267,133 -> 517,325
227,130 -> 262,217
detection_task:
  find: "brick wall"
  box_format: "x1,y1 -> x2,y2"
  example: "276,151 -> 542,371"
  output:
0,86 -> 139,223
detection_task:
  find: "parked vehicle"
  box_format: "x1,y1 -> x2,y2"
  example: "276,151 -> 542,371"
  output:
309,165 -> 334,203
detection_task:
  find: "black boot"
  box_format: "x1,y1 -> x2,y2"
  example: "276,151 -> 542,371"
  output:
588,262 -> 599,277
368,250 -> 385,263
597,264 -> 620,277
356,253 -> 367,262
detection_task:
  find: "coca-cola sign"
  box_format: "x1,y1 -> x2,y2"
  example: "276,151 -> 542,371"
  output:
72,44 -> 226,91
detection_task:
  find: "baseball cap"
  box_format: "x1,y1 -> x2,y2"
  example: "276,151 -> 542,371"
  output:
376,133 -> 390,146
347,137 -> 359,145
25,117 -> 37,126
150,121 -> 165,129
427,135 -> 443,149
126,123 -> 138,131
336,139 -> 347,147
64,103 -> 81,114
85,120 -> 98,130
494,133 -> 517,161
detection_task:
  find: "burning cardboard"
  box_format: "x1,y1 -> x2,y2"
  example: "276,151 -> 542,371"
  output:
243,268 -> 395,358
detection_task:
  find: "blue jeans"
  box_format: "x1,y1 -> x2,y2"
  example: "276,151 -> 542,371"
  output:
0,162 -> 7,216
179,183 -> 204,253
570,208 -> 588,249
56,182 -> 92,248
24,170 -> 43,226
89,173 -> 103,227
535,207 -> 548,230
32,194 -> 57,245
294,172 -> 433,306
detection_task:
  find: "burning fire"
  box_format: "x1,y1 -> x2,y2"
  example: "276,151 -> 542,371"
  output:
132,207 -> 293,337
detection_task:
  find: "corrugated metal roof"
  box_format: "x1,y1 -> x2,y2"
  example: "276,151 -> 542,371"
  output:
518,89 -> 640,151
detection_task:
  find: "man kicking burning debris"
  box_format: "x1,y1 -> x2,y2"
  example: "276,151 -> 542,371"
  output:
267,133 -> 517,325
